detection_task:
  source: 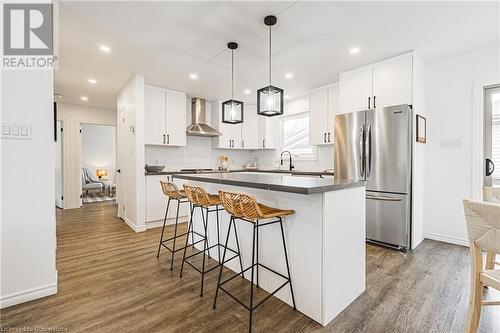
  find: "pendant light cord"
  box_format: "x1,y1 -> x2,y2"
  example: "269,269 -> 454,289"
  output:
269,26 -> 272,86
231,49 -> 234,99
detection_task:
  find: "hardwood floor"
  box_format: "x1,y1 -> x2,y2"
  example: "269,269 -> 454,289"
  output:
1,201 -> 498,332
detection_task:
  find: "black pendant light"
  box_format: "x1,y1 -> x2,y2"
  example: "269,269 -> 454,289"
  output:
222,42 -> 244,124
257,15 -> 284,117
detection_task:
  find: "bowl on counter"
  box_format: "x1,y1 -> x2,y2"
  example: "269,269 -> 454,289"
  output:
145,165 -> 165,173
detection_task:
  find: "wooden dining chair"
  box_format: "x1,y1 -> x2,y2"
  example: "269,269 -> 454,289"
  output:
463,199 -> 500,333
482,187 -> 500,270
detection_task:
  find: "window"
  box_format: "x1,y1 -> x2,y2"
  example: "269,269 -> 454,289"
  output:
280,112 -> 316,161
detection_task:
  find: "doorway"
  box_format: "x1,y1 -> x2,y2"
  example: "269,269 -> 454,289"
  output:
55,120 -> 64,208
80,123 -> 117,204
483,85 -> 500,186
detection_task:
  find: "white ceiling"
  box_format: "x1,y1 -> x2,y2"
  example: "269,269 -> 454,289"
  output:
54,1 -> 499,109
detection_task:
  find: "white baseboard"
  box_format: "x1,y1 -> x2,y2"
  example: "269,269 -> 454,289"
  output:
146,216 -> 188,230
124,218 -> 146,233
424,233 -> 469,247
0,283 -> 57,309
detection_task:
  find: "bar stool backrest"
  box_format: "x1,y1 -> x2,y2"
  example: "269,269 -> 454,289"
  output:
219,190 -> 263,220
483,186 -> 500,203
160,180 -> 183,199
463,199 -> 500,254
183,184 -> 212,207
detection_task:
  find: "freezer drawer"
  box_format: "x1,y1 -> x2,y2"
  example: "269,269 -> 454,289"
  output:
366,191 -> 410,250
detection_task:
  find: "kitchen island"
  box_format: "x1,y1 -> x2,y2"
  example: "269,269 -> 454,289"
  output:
173,172 -> 366,326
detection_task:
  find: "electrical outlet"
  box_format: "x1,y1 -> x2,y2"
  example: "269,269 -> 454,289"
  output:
1,122 -> 32,140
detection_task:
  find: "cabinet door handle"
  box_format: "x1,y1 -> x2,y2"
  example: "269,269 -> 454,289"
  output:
163,134 -> 166,144
242,140 -> 244,148
368,96 -> 371,109
263,139 -> 266,148
328,132 -> 331,143
167,134 -> 170,144
324,133 -> 327,143
373,96 -> 376,108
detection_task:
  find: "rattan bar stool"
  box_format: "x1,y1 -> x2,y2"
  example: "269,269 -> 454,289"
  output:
180,184 -> 244,297
213,190 -> 297,333
156,181 -> 205,270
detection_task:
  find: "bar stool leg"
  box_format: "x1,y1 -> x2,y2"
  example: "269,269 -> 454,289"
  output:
248,223 -> 257,333
216,205 -> 221,262
256,219 -> 259,288
213,216 -> 233,309
190,203 -> 195,249
200,206 -> 209,296
169,199 -> 181,270
156,198 -> 171,258
179,204 -> 195,278
279,217 -> 296,310
233,221 -> 245,278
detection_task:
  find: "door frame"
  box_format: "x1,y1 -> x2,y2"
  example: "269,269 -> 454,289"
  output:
472,80 -> 500,200
55,120 -> 64,209
77,121 -> 117,207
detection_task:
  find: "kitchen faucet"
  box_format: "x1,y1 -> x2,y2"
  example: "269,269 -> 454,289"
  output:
280,151 -> 295,171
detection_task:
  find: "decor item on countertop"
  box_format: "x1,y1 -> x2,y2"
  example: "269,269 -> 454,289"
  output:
222,42 -> 244,124
145,165 -> 165,173
245,157 -> 259,169
257,15 -> 284,117
96,168 -> 108,180
416,114 -> 426,143
219,155 -> 229,171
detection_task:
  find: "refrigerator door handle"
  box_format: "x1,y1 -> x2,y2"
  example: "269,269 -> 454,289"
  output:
365,124 -> 372,178
359,126 -> 365,178
366,195 -> 403,202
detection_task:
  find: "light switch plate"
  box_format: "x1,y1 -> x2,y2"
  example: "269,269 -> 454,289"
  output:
1,122 -> 32,140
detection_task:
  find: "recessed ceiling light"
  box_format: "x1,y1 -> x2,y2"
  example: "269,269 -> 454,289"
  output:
244,89 -> 251,94
285,95 -> 290,99
99,45 -> 111,53
189,73 -> 198,80
88,78 -> 97,84
80,96 -> 89,101
285,73 -> 294,79
349,47 -> 360,55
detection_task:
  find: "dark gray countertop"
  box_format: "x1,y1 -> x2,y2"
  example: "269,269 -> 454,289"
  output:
145,169 -> 335,177
172,172 -> 365,195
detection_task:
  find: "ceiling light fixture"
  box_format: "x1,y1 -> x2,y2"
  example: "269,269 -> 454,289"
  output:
349,47 -> 360,55
88,78 -> 97,84
99,45 -> 111,53
285,73 -> 293,79
80,96 -> 89,101
244,89 -> 251,94
257,15 -> 284,117
189,73 -> 198,80
222,42 -> 244,124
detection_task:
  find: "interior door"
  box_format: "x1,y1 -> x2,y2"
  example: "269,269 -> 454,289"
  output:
55,121 -> 63,208
116,105 -> 127,219
484,85 -> 500,186
365,105 -> 411,194
334,110 -> 366,182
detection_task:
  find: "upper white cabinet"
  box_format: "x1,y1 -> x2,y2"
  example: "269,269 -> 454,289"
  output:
339,52 -> 413,113
339,67 -> 373,114
309,83 -> 338,145
213,102 -> 275,150
144,85 -> 186,146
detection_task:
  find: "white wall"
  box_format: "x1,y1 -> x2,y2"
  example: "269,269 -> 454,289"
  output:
57,103 -> 116,209
81,124 -> 116,184
1,70 -> 57,308
116,75 -> 145,232
425,46 -> 500,246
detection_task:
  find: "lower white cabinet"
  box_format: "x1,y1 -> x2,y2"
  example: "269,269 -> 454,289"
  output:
145,175 -> 188,222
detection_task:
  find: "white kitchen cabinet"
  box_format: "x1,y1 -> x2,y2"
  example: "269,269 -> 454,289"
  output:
339,52 -> 414,113
258,116 -> 276,149
212,101 -> 242,149
145,85 -> 166,145
372,54 -> 413,108
165,90 -> 187,146
309,83 -> 338,145
144,84 -> 186,146
241,105 -> 259,149
145,175 -> 188,223
339,66 -> 373,114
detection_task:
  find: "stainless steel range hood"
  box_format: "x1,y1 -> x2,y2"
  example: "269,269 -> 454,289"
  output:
186,98 -> 221,137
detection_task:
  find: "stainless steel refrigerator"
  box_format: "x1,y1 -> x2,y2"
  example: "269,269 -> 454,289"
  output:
334,104 -> 412,251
